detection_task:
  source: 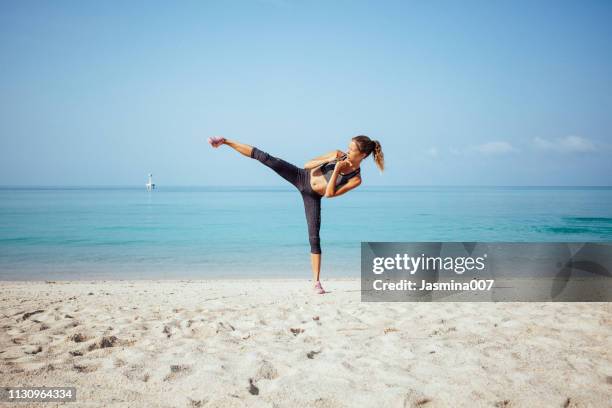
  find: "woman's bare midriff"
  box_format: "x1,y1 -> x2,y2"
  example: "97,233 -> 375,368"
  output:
309,167 -> 327,197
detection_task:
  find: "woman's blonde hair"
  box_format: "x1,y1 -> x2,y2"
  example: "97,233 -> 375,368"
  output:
352,135 -> 384,172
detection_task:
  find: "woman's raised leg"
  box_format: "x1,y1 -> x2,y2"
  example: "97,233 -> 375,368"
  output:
249,147 -> 302,188
211,138 -> 302,187
211,138 -> 304,191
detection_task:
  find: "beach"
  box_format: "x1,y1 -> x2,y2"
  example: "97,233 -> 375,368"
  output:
1,278 -> 610,407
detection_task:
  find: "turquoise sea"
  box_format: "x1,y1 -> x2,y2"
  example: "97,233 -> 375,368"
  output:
1,186 -> 612,280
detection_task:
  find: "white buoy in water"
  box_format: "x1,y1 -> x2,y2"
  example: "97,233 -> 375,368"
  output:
146,173 -> 156,191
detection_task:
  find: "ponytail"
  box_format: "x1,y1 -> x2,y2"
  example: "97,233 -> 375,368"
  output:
372,140 -> 384,172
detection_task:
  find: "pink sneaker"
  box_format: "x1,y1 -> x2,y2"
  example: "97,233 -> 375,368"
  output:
314,281 -> 325,294
207,136 -> 226,148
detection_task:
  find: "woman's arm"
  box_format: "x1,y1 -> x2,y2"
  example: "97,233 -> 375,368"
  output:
304,157 -> 330,170
332,176 -> 361,197
304,150 -> 344,170
324,172 -> 361,198
324,160 -> 361,197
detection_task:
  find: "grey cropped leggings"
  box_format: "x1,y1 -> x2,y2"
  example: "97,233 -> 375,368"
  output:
250,147 -> 322,254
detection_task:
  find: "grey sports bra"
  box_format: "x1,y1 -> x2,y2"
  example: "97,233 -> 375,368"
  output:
318,153 -> 361,188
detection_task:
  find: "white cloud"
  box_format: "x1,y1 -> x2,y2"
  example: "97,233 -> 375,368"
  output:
471,141 -> 518,155
426,147 -> 439,157
449,147 -> 462,156
533,135 -> 596,153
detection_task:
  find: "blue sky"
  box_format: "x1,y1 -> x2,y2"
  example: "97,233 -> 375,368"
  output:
1,0 -> 611,186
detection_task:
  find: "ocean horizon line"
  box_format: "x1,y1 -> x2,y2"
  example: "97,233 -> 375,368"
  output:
1,184 -> 611,189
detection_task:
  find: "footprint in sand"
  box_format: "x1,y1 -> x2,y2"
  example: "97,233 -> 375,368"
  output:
24,345 -> 43,355
22,310 -> 44,321
403,390 -> 432,407
87,335 -> 128,352
114,358 -> 126,367
254,360 -> 278,380
65,320 -> 80,329
290,328 -> 304,336
164,364 -> 192,381
187,397 -> 207,407
73,363 -> 98,373
163,319 -> 184,338
122,363 -> 147,381
69,333 -> 88,343
247,378 -> 259,395
216,321 -> 235,333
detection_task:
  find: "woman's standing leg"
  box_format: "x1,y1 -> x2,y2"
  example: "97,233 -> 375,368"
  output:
310,253 -> 321,284
301,191 -> 323,288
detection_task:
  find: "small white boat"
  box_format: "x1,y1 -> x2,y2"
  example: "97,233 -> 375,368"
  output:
146,173 -> 156,191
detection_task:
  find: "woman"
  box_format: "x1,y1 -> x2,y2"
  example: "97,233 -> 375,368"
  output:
207,135 -> 385,294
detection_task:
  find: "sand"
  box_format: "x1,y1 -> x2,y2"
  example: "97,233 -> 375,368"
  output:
1,278 -> 610,407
